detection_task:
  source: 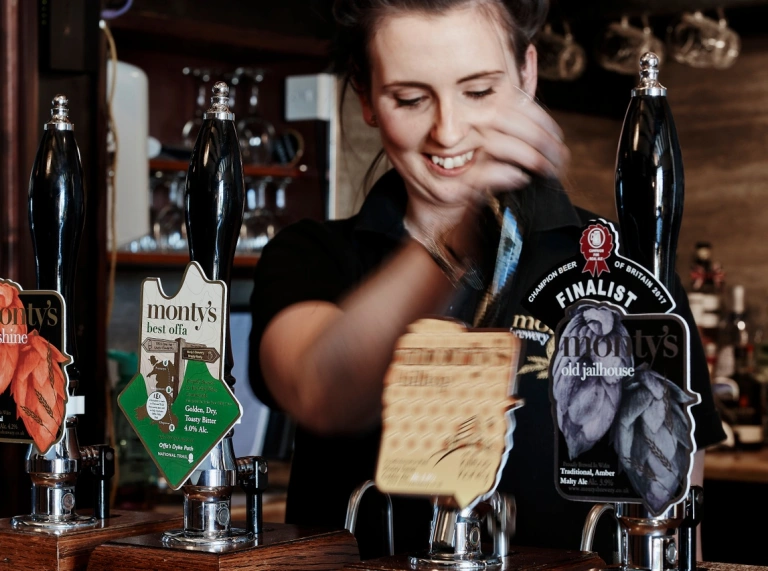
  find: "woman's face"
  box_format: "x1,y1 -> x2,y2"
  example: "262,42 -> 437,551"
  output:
362,4 -> 537,216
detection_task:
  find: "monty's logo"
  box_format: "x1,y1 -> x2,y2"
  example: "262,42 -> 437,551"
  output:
146,301 -> 218,330
579,223 -> 613,277
560,324 -> 680,361
0,300 -> 59,328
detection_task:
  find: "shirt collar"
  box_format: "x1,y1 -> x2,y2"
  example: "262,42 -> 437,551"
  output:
353,169 -> 409,241
353,168 -> 582,239
523,177 -> 583,233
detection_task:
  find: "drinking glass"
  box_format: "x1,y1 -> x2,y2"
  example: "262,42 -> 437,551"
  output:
181,68 -> 212,149
596,16 -> 665,75
536,21 -> 586,81
273,177 -> 292,229
235,67 -> 276,165
667,10 -> 740,69
153,171 -> 188,251
238,177 -> 277,252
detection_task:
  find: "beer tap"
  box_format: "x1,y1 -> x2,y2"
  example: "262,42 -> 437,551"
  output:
614,52 -> 684,291
581,53 -> 694,571
345,483 -> 514,567
678,487 -> 703,571
161,82 -> 267,548
412,493 -> 514,567
12,95 -> 114,532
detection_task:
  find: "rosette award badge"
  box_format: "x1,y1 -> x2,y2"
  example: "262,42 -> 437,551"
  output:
523,219 -> 699,516
118,262 -> 242,489
0,279 -> 69,454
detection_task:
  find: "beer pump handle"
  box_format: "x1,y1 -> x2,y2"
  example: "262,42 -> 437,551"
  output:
184,81 -> 245,388
28,94 -> 86,393
614,52 -> 684,292
237,456 -> 268,535
678,486 -> 703,571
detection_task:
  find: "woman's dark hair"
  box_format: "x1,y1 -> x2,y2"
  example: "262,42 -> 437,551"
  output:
332,0 -> 549,98
331,0 -> 550,193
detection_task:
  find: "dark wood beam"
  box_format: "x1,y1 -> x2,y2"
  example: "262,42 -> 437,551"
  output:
108,11 -> 330,58
553,0 -> 768,21
0,0 -> 37,287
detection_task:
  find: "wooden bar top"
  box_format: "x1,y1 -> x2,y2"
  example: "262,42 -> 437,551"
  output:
87,522 -> 359,571
343,545 -> 604,571
0,510 -> 182,571
704,448 -> 768,483
701,563 -> 768,571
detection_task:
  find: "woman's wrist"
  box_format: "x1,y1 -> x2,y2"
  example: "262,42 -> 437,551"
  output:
405,219 -> 482,289
409,232 -> 466,286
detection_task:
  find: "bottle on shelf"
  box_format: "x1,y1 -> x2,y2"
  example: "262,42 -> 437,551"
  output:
719,285 -> 765,449
716,284 -> 749,378
687,241 -> 724,377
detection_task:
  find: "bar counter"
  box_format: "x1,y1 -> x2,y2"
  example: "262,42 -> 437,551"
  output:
704,447 -> 768,483
702,448 -> 768,566
92,453 -> 760,570
701,564 -> 768,571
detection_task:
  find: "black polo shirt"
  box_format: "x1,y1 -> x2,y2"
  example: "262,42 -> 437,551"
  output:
248,169 -> 725,561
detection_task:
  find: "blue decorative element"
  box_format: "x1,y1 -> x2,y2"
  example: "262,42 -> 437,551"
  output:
490,209 -> 523,296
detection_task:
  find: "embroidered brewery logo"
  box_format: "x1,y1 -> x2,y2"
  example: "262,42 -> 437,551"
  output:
579,223 -> 613,277
511,314 -> 555,380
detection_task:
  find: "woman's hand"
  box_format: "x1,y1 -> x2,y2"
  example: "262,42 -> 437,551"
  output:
409,92 -> 570,275
407,91 -> 570,248
467,91 -> 570,200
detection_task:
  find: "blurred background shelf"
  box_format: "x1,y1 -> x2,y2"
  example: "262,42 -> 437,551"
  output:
108,9 -> 331,61
149,159 -> 311,179
114,250 -> 259,268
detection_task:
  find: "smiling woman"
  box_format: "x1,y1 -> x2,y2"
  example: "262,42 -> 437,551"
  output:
336,0 -> 563,241
246,0 -> 724,562
361,5 -> 544,231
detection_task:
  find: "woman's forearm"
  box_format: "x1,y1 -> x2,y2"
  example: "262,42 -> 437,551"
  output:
261,240 -> 458,434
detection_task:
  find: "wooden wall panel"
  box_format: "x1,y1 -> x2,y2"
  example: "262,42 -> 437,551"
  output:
668,36 -> 768,322
0,0 -> 38,288
550,110 -> 619,222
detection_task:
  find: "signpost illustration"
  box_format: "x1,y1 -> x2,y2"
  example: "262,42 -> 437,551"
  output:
139,337 -> 220,406
118,262 -> 242,489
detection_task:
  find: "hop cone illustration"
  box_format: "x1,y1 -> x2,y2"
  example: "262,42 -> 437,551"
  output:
11,329 -> 68,452
0,282 -> 28,394
611,363 -> 697,515
552,304 -> 633,459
